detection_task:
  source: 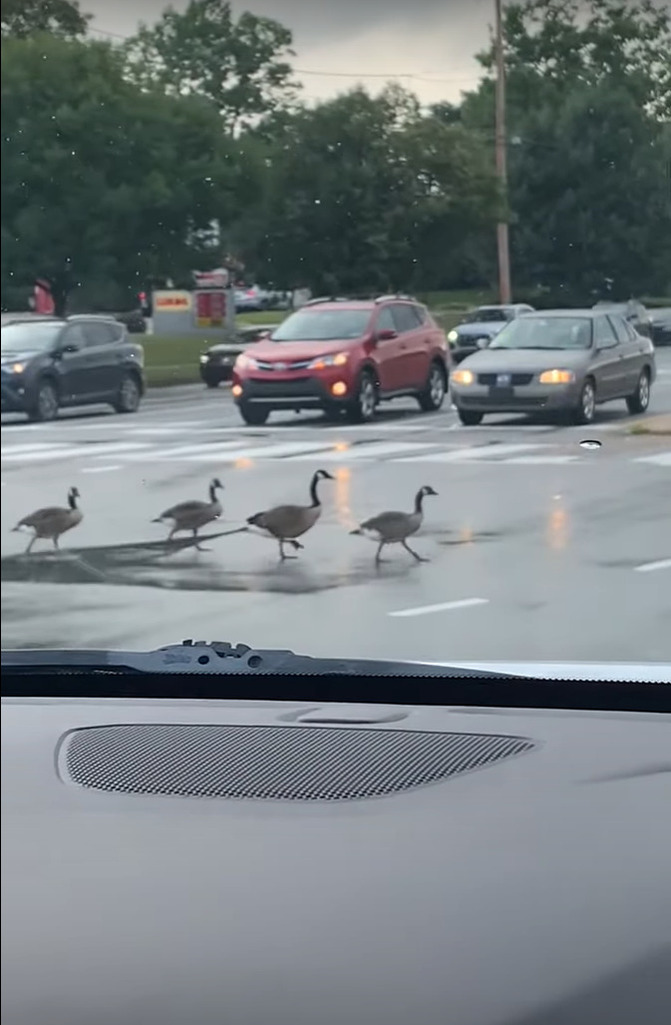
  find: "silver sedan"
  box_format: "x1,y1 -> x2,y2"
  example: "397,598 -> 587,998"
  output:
450,309 -> 656,425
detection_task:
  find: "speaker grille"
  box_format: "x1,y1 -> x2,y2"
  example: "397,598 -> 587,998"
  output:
63,724 -> 534,802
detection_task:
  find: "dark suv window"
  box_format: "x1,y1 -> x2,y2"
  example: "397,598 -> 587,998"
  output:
61,324 -> 87,348
83,321 -> 120,347
391,304 -> 422,333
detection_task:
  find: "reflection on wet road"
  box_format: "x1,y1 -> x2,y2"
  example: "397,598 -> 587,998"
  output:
2,360 -> 671,663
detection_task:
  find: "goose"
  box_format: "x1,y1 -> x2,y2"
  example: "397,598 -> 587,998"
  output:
152,477 -> 224,549
350,485 -> 438,563
246,468 -> 335,559
12,486 -> 83,554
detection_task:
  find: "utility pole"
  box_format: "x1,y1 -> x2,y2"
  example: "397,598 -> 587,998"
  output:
494,0 -> 512,303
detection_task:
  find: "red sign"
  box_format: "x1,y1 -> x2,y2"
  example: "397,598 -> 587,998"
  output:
195,289 -> 226,327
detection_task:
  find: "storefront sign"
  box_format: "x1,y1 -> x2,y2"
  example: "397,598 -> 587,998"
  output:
154,290 -> 192,312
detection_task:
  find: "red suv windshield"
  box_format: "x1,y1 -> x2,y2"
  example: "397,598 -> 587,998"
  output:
270,308 -> 371,342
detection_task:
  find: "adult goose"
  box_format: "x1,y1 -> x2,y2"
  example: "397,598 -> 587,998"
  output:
12,486 -> 83,554
152,477 -> 223,549
350,485 -> 437,563
246,468 -> 334,559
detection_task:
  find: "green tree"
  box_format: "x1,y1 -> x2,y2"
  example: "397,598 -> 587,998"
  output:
1,33 -> 232,314
1,0 -> 90,38
124,0 -> 299,135
460,0 -> 671,299
237,87 -> 500,294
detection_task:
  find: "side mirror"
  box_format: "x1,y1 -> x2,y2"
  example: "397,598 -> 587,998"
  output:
60,343 -> 80,355
376,328 -> 397,342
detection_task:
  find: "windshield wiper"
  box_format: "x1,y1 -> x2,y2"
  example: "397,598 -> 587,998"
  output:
2,640 -> 510,678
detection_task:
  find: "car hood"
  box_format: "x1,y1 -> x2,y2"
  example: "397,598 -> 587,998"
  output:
249,339 -> 355,362
0,349 -> 42,364
461,347 -> 590,371
206,342 -> 246,356
454,322 -> 505,339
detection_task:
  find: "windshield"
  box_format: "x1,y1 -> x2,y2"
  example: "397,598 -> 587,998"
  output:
1,322 -> 61,353
1,0 -> 670,680
489,317 -> 592,350
270,309 -> 371,342
463,307 -> 512,323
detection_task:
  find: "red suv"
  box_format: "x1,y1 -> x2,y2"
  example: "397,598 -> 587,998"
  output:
231,296 -> 450,425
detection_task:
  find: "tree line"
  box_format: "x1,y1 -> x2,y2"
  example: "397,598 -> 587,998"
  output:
1,0 -> 670,315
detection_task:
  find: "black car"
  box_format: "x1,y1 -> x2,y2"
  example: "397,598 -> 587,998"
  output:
1,316 -> 145,421
199,325 -> 278,388
649,307 -> 671,346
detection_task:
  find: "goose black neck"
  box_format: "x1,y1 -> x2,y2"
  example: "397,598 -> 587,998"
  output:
68,491 -> 77,510
309,472 -> 322,507
209,482 -> 217,502
414,489 -> 425,513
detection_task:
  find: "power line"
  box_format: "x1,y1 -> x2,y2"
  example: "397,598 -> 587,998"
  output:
88,25 -> 481,85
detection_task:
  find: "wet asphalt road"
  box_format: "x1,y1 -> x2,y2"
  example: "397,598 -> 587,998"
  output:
2,351 -> 671,664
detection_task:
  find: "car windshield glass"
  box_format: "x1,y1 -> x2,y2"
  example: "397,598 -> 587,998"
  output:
463,307 -> 511,323
270,309 -> 371,341
1,322 -> 61,353
489,316 -> 592,350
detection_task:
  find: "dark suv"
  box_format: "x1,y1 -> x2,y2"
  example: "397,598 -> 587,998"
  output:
1,316 -> 145,421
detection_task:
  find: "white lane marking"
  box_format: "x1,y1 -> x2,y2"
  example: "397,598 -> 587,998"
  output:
290,441 -> 440,461
0,443 -> 69,455
398,443 -> 544,463
501,455 -> 582,464
633,453 -> 671,466
1,442 -> 151,463
389,598 -> 490,618
129,440 -> 257,460
80,464 -> 122,474
170,440 -> 339,462
634,558 -> 671,573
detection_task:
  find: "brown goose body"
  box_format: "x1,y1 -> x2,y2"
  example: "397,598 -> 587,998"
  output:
247,469 -> 334,559
351,485 -> 438,563
13,487 -> 83,553
153,478 -> 223,546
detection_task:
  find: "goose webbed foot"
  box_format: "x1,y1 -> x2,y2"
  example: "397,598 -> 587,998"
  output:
403,540 -> 428,563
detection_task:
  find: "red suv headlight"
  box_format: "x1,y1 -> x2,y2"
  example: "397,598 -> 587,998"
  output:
307,352 -> 349,370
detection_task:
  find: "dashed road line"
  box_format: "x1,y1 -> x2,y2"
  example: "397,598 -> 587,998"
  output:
634,558 -> 671,573
389,598 -> 490,618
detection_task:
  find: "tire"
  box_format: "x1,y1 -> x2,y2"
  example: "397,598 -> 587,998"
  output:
346,370 -> 377,423
28,380 -> 59,422
457,408 -> 483,426
202,374 -> 221,389
113,372 -> 142,414
417,360 -> 447,412
239,401 -> 270,426
626,368 -> 651,415
572,378 -> 596,425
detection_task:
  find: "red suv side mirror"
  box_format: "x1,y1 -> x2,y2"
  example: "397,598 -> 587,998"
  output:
376,328 -> 397,342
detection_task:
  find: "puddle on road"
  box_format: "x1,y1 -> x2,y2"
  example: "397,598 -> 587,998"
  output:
2,532 -> 426,595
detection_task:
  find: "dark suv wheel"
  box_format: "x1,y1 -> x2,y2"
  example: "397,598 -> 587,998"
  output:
113,373 -> 142,413
28,380 -> 59,422
417,360 -> 447,412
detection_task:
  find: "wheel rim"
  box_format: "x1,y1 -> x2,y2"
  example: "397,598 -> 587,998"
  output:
359,378 -> 375,418
582,383 -> 595,421
638,373 -> 649,408
121,378 -> 139,409
429,366 -> 445,405
39,386 -> 56,419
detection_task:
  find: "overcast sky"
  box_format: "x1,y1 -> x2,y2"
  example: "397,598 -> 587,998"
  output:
85,0 -> 494,106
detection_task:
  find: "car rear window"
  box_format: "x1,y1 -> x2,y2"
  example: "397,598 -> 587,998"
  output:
270,308 -> 371,341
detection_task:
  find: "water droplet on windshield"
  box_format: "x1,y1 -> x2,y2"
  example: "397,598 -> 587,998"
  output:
579,439 -> 602,450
